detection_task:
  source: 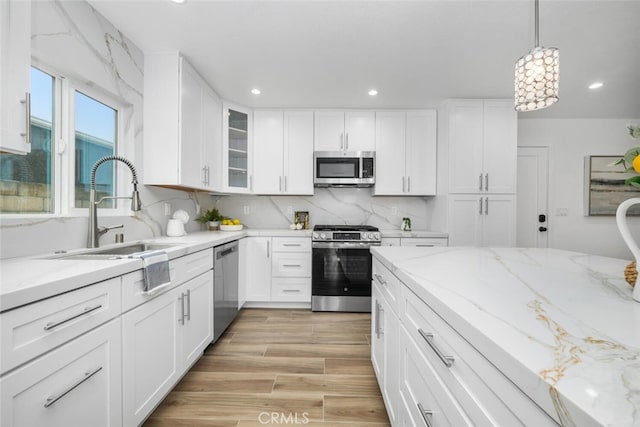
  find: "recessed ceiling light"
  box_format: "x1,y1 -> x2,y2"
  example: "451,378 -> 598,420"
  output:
368,89 -> 378,96
251,88 -> 261,95
170,0 -> 186,4
588,82 -> 604,90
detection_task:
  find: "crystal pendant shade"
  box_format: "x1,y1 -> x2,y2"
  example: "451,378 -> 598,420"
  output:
514,46 -> 559,111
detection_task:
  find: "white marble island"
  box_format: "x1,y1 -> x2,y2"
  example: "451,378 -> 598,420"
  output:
371,246 -> 640,427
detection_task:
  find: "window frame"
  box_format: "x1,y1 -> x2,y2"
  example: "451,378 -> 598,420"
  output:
1,62 -> 132,218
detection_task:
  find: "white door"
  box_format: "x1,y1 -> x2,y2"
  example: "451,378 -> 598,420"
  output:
344,111 -> 375,151
202,87 -> 222,190
447,195 -> 483,246
406,110 -> 437,196
179,60 -> 204,189
374,111 -> 406,195
482,100 -> 517,194
448,101 -> 484,194
517,147 -> 549,248
243,237 -> 272,302
481,195 -> 517,247
253,110 -> 284,194
181,271 -> 214,368
314,111 -> 344,151
284,111 -> 314,195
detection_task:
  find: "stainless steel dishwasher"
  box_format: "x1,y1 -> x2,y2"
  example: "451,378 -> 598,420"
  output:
213,240 -> 239,342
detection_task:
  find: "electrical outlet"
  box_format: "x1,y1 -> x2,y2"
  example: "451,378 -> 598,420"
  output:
391,206 -> 397,216
164,203 -> 171,216
243,205 -> 250,215
287,206 -> 293,215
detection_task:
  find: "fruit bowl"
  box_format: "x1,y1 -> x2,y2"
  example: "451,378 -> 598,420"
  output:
219,224 -> 243,231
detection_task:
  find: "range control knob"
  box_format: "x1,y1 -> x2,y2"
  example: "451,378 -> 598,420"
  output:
361,233 -> 369,240
320,233 -> 327,240
312,232 -> 319,240
373,232 -> 380,240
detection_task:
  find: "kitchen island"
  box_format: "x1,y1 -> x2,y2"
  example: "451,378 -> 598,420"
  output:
371,246 -> 640,427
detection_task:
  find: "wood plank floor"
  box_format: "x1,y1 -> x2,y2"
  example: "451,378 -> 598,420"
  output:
144,308 -> 390,427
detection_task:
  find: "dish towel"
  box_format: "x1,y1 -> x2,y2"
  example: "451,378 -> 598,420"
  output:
131,250 -> 171,294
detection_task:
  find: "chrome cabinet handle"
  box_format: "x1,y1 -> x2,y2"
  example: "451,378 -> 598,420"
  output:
185,289 -> 191,321
345,132 -> 349,150
250,175 -> 253,191
416,244 -> 435,247
282,289 -> 300,293
485,197 -> 489,215
20,92 -> 31,144
178,294 -> 185,325
282,243 -> 301,247
373,273 -> 387,286
485,173 -> 489,191
340,133 -> 344,150
284,176 -> 287,192
418,328 -> 455,367
44,304 -> 103,331
279,176 -> 282,192
44,366 -> 103,408
374,301 -> 381,338
267,240 -> 270,258
479,198 -> 483,215
478,173 -> 483,191
407,176 -> 411,192
417,403 -> 434,427
283,264 -> 302,268
402,176 -> 406,192
202,166 -> 207,184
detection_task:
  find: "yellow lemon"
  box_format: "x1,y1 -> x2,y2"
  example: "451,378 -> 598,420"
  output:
233,219 -> 240,225
633,155 -> 640,174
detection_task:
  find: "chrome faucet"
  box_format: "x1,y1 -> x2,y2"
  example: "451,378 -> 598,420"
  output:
87,156 -> 142,248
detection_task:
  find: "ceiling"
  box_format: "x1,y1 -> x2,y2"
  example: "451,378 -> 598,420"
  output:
87,0 -> 640,119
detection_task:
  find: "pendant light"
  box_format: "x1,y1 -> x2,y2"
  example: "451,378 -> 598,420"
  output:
514,0 -> 559,111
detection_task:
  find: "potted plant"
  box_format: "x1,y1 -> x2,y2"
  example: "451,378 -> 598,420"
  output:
195,208 -> 222,231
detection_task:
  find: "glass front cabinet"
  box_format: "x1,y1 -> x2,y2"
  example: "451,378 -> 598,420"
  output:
222,103 -> 252,193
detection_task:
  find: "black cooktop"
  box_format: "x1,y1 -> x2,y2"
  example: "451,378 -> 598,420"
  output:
313,224 -> 379,232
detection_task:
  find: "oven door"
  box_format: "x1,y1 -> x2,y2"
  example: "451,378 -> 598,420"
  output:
312,243 -> 373,297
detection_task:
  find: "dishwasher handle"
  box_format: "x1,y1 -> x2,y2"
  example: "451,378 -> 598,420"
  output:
216,242 -> 238,259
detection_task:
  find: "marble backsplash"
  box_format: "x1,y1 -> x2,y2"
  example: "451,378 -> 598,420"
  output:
213,188 -> 435,231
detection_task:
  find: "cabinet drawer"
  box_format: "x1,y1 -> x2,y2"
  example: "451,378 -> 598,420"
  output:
122,249 -> 213,312
272,237 -> 311,252
402,287 -> 556,426
399,325 -> 473,427
400,237 -> 448,247
272,278 -> 311,302
271,252 -> 311,277
372,258 -> 400,315
1,277 -> 122,374
0,319 -> 122,427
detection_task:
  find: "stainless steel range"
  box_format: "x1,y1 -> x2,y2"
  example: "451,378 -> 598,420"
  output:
311,225 -> 381,312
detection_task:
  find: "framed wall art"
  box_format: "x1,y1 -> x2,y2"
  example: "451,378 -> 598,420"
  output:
584,155 -> 640,216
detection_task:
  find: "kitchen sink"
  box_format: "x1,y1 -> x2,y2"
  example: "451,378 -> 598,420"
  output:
43,242 -> 183,260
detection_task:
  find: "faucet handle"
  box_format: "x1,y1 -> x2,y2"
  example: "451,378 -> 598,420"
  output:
98,224 -> 124,237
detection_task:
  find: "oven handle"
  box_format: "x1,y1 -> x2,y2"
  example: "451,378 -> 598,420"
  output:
312,241 -> 381,249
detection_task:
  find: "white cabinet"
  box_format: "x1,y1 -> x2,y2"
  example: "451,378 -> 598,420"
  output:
0,320 -> 122,427
221,103 -> 252,193
374,111 -> 437,196
144,52 -> 221,191
314,111 -> 375,151
447,100 -> 517,194
241,236 -> 311,304
242,237 -> 272,302
448,195 -> 516,247
0,0 -> 31,154
400,237 -> 448,247
381,237 -> 401,247
122,248 -> 214,426
372,276 -> 400,425
253,110 -> 314,195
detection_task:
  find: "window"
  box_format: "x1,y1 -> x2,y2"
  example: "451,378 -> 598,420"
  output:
0,67 -> 55,213
0,65 -> 126,215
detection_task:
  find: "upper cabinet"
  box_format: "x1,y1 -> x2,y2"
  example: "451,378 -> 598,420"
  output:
373,110 -> 437,196
0,0 -> 31,154
314,111 -> 375,151
143,52 -> 221,191
221,103 -> 252,193
253,110 -> 314,195
446,100 -> 517,194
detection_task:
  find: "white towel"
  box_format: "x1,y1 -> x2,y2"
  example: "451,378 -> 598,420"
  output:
131,250 -> 171,294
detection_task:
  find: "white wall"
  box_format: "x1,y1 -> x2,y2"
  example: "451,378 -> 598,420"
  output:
0,1 -> 203,259
519,118 -> 640,259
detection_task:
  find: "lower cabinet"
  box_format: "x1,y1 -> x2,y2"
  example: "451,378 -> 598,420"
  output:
371,280 -> 400,426
122,270 -> 213,426
381,237 -> 449,248
242,236 -> 311,305
448,194 -> 516,247
0,319 -> 122,427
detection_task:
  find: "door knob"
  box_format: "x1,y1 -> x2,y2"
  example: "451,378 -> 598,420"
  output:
539,226 -> 548,232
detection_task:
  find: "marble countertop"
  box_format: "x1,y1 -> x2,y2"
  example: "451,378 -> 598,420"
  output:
371,246 -> 640,427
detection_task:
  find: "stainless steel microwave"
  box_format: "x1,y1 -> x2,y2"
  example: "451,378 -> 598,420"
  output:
313,151 -> 375,187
